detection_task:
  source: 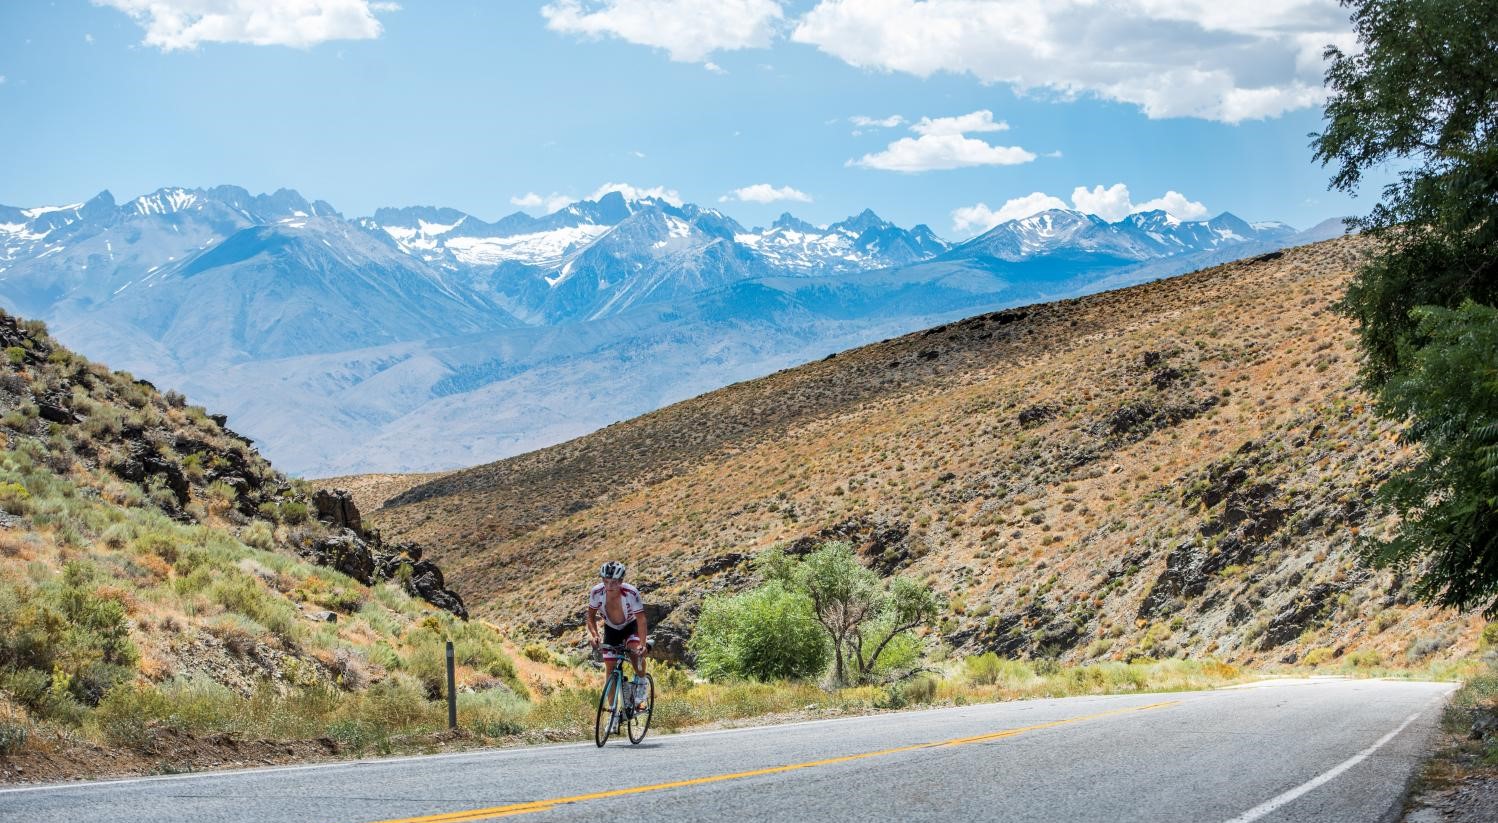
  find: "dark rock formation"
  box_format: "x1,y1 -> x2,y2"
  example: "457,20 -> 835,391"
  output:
1018,404 -> 1057,428
110,440 -> 191,509
306,488 -> 468,619
1260,582 -> 1340,649
312,489 -> 363,533
784,515 -> 914,575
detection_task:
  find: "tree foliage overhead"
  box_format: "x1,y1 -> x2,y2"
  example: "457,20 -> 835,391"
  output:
1313,0 -> 1498,613
1366,302 -> 1498,611
1315,0 -> 1498,383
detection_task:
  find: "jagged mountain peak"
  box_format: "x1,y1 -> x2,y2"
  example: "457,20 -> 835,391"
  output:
769,212 -> 820,233
832,207 -> 890,234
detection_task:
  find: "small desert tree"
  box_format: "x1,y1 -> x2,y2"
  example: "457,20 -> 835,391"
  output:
763,542 -> 938,686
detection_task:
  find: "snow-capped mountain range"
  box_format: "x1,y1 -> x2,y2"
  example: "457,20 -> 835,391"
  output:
0,185 -> 1337,474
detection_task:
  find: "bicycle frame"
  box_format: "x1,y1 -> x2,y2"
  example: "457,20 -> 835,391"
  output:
595,643 -> 653,747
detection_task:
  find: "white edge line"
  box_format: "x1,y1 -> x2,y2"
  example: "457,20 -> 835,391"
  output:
1219,700 -> 1438,823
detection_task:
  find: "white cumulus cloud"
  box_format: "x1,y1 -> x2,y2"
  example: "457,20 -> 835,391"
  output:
1132,190 -> 1209,221
1069,183 -> 1135,223
791,0 -> 1349,123
952,182 -> 1211,235
510,192 -> 576,214
850,109 -> 1034,172
94,0 -> 396,50
910,110 -> 1008,136
719,183 -> 812,204
541,0 -> 785,63
1071,183 -> 1207,221
589,181 -> 683,205
951,191 -> 1068,234
850,114 -> 904,129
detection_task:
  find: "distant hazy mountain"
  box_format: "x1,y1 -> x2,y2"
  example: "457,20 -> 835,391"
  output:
946,209 -> 1295,266
0,184 -> 1345,474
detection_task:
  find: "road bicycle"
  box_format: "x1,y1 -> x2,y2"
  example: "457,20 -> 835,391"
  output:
594,642 -> 654,747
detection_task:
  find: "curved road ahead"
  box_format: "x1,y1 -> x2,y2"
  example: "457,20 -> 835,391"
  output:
0,678 -> 1452,823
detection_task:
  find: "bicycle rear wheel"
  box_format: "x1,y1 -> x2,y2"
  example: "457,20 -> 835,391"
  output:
595,669 -> 621,747
627,673 -> 654,744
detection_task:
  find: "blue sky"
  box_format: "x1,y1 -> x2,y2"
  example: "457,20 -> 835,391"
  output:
0,1 -> 1384,236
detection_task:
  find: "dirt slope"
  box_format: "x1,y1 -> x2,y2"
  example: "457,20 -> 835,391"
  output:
345,236 -> 1482,666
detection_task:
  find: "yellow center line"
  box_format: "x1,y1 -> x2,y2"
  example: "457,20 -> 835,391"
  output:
358,699 -> 1179,823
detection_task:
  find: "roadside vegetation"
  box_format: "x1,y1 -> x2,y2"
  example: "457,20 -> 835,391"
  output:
1400,628 -> 1498,818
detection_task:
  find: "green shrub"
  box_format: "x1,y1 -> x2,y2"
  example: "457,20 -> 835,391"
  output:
157,676 -> 240,735
0,567 -> 138,712
344,672 -> 441,733
1303,647 -> 1335,666
1346,649 -> 1383,668
279,501 -> 310,525
528,687 -> 597,736
207,575 -> 298,642
652,663 -> 694,692
241,521 -> 275,551
91,682 -> 173,750
459,688 -> 531,737
0,481 -> 32,515
901,674 -> 939,705
205,480 -> 238,513
0,719 -> 26,755
522,643 -> 553,664
690,581 -> 829,682
963,653 -> 1036,687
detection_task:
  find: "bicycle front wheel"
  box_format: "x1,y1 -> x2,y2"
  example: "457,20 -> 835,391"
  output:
595,669 -> 621,747
627,673 -> 654,744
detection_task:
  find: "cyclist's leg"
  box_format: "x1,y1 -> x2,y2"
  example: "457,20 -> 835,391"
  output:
603,657 -> 618,710
625,637 -> 647,707
626,636 -> 646,677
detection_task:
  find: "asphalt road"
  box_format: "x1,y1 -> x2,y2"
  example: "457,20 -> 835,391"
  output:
0,678 -> 1454,823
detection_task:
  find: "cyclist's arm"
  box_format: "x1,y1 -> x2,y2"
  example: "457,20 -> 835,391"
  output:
585,606 -> 601,646
633,610 -> 648,645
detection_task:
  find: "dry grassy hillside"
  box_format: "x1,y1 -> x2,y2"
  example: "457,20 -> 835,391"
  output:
0,310 -> 538,779
352,236 -> 1482,667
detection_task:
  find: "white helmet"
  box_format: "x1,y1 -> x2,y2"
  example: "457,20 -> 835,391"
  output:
599,560 -> 626,580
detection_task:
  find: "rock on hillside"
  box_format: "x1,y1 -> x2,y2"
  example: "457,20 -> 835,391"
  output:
347,235 -> 1482,667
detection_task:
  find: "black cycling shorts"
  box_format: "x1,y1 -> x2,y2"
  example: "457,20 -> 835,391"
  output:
602,623 -> 640,657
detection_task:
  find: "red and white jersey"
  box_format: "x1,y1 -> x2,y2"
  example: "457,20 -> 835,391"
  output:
588,582 -> 644,629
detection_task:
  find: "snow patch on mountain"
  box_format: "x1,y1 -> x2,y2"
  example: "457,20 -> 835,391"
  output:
445,224 -> 615,268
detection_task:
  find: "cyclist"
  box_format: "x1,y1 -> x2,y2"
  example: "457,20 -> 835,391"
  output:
586,561 -> 650,716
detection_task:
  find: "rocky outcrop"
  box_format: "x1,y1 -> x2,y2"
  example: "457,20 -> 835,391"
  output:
785,515 -> 915,575
110,440 -> 191,510
303,489 -> 468,619
312,489 -> 363,533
